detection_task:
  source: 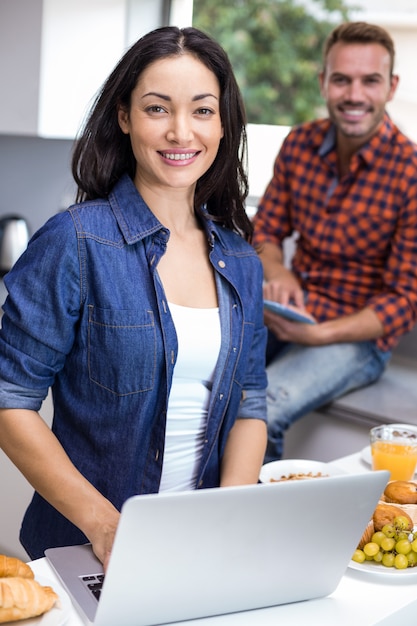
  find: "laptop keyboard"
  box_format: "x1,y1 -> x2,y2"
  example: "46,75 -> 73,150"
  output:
80,573 -> 105,601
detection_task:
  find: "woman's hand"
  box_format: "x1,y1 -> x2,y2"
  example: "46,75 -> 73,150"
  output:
84,507 -> 120,572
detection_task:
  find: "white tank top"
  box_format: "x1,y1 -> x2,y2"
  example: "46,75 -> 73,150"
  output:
159,302 -> 221,492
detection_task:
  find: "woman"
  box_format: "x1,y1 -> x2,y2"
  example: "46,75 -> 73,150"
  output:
0,27 -> 267,569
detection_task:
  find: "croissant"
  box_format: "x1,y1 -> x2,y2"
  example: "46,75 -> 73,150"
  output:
0,555 -> 34,579
0,577 -> 59,623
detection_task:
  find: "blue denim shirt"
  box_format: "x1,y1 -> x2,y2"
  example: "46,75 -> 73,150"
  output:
0,174 -> 267,558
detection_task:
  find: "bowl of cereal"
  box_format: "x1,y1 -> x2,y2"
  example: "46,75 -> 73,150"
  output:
259,459 -> 346,483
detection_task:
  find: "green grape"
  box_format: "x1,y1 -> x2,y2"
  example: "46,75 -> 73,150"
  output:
371,531 -> 385,546
382,552 -> 395,567
394,516 -> 411,531
352,549 -> 365,563
396,539 -> 412,555
394,553 -> 409,570
381,524 -> 395,538
380,536 -> 395,552
358,517 -> 416,570
363,542 -> 379,557
373,550 -> 383,563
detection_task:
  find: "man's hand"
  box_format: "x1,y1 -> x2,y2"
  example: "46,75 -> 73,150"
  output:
264,306 -> 385,347
259,241 -> 304,308
264,308 -> 322,345
263,270 -> 305,309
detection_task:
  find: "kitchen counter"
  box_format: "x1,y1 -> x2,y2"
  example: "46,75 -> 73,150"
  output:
28,451 -> 417,626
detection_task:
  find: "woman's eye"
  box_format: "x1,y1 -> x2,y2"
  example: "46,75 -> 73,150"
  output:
196,107 -> 214,116
146,105 -> 166,114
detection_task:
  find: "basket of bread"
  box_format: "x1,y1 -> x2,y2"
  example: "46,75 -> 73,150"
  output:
0,555 -> 59,623
353,480 -> 417,570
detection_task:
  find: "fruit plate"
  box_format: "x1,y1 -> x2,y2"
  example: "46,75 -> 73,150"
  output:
349,523 -> 417,579
348,556 -> 417,578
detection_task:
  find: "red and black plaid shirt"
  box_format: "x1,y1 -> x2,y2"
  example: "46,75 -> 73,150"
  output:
252,114 -> 417,352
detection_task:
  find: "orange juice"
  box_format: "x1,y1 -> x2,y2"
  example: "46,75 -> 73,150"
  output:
371,441 -> 417,481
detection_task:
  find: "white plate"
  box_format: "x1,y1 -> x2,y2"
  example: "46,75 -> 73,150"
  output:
20,575 -> 72,626
349,550 -> 417,579
259,458 -> 346,483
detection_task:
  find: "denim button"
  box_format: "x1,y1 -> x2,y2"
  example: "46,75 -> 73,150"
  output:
218,260 -> 226,268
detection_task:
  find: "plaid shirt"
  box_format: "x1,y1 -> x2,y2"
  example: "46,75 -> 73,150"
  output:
252,114 -> 417,352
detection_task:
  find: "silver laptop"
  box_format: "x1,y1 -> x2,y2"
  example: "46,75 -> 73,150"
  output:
45,471 -> 388,626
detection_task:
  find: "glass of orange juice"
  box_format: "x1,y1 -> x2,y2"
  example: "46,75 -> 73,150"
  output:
370,424 -> 417,481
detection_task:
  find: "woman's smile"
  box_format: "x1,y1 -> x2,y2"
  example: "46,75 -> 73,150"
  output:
159,150 -> 201,164
118,54 -> 224,195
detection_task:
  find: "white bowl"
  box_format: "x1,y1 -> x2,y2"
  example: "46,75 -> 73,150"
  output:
259,458 -> 346,484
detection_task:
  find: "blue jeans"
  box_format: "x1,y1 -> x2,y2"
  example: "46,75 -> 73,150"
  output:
264,335 -> 391,462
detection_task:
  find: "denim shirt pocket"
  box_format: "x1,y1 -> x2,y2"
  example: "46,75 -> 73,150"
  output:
87,305 -> 156,395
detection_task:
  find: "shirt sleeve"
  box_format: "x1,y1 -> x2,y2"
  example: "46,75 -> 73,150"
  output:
251,137 -> 295,249
367,174 -> 417,339
0,212 -> 81,409
236,387 -> 267,423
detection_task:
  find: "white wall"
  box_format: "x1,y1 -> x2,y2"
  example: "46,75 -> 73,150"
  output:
246,124 -> 290,208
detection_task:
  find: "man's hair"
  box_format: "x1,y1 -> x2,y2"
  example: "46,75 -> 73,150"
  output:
323,21 -> 395,75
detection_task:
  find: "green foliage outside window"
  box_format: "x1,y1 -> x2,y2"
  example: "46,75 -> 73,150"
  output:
192,0 -> 351,125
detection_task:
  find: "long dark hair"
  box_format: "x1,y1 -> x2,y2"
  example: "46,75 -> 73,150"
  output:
71,26 -> 252,239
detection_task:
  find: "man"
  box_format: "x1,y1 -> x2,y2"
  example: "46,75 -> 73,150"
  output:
252,22 -> 417,462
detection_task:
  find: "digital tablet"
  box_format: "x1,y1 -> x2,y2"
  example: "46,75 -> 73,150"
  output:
263,300 -> 316,324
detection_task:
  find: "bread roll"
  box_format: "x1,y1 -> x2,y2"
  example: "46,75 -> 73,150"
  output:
0,577 -> 58,623
357,501 -> 414,549
372,502 -> 413,531
0,555 -> 34,579
384,481 -> 417,505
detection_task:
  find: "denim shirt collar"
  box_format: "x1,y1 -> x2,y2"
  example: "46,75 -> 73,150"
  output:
108,173 -> 217,247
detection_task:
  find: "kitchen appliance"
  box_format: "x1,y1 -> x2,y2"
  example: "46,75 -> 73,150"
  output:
0,214 -> 30,277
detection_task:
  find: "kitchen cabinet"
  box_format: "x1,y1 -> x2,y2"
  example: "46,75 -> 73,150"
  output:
0,0 -> 126,138
0,0 -> 193,139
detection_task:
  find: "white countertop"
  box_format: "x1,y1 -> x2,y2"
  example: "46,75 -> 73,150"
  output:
29,451 -> 417,626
